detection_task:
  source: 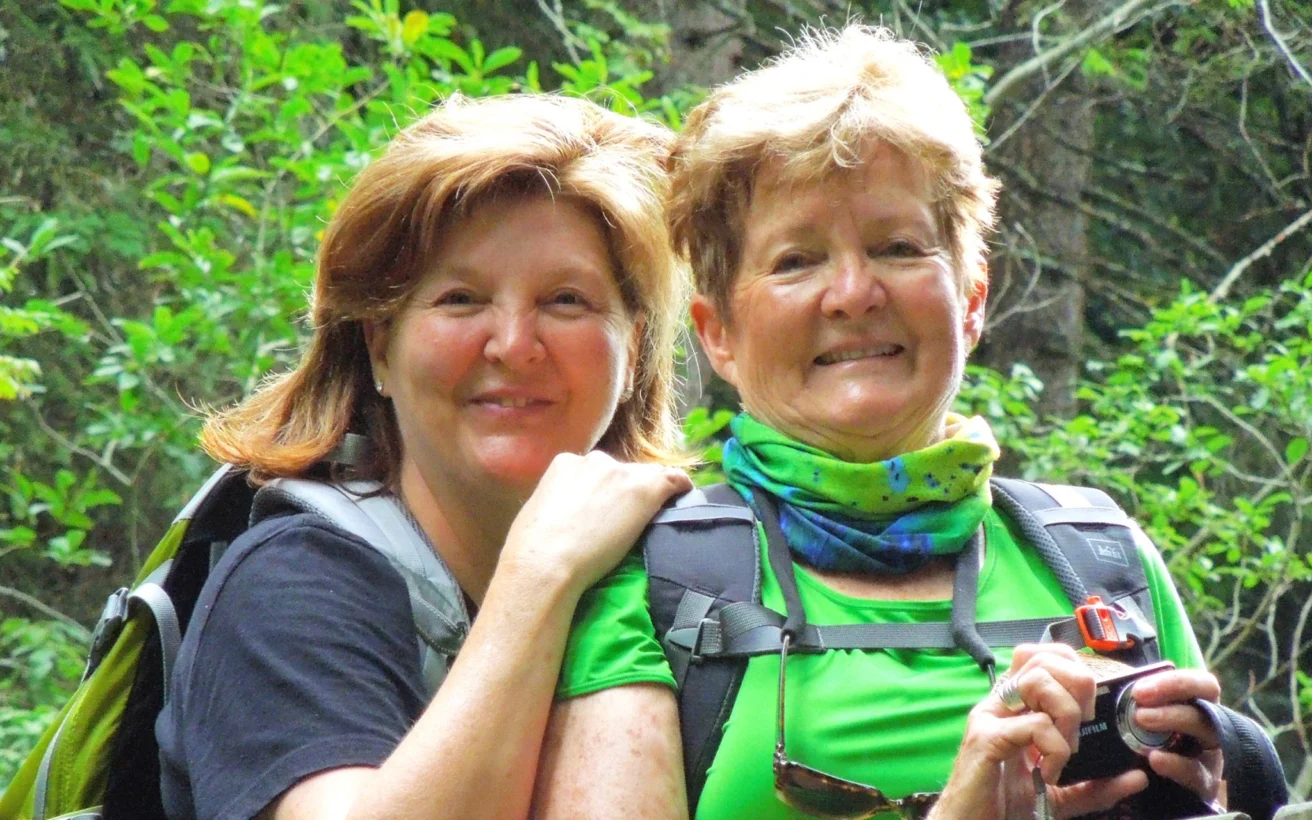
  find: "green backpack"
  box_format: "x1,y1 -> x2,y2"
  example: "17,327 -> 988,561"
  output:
1,442 -> 466,820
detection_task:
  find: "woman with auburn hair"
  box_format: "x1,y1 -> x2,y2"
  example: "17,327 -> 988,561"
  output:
156,93 -> 691,820
535,26 -> 1234,820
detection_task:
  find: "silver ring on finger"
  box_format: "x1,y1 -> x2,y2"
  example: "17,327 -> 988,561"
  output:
992,674 -> 1026,713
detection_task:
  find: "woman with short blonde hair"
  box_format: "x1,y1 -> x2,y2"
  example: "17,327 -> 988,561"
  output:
667,25 -> 996,314
158,93 -> 692,820
537,26 -> 1225,820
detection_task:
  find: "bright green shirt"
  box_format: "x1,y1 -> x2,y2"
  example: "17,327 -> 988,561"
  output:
557,507 -> 1204,820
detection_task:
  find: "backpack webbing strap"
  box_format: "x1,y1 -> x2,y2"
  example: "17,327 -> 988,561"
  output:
662,590 -> 716,685
129,576 -> 180,705
644,483 -> 760,815
671,600 -> 1074,657
252,480 -> 469,698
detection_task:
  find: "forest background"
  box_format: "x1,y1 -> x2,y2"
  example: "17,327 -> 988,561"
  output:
2,0 -> 1310,796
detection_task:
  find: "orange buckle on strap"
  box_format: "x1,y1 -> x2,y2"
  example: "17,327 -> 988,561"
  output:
1075,596 -> 1138,652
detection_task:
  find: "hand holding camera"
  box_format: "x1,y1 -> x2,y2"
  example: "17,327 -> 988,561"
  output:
937,644 -> 1225,820
1055,659 -> 1202,784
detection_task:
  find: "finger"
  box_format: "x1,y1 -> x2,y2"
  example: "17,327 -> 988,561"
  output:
1133,669 -> 1221,706
1018,668 -> 1086,750
1148,748 -> 1222,802
1024,654 -> 1097,724
662,466 -> 694,493
972,712 -> 1064,763
636,465 -> 693,502
1028,717 -> 1074,781
1050,770 -> 1148,819
1133,704 -> 1220,750
1008,642 -> 1079,675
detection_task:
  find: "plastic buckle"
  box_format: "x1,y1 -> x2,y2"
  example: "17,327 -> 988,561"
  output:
84,587 -> 131,678
689,616 -> 719,663
1074,595 -> 1145,653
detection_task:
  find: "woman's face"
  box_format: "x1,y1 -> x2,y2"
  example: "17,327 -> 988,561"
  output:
692,143 -> 986,462
370,193 -> 639,500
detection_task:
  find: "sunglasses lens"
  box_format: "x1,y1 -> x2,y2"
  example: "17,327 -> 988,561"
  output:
776,762 -> 892,820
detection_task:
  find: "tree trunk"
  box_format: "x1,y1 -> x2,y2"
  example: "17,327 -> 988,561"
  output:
977,60 -> 1096,419
655,0 -> 748,413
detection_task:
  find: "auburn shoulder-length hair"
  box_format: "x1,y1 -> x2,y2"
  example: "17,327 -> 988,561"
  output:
201,93 -> 688,486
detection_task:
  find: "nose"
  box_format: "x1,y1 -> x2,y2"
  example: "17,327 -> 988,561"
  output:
483,308 -> 546,369
820,254 -> 887,319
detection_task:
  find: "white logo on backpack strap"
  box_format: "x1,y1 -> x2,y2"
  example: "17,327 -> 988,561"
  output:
1087,538 -> 1129,567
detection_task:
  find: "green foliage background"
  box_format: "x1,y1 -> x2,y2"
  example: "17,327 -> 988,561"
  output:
2,0 -> 1310,797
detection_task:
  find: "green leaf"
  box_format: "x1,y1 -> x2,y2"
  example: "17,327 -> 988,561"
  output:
185,152 -> 211,175
482,46 -> 522,74
429,39 -> 475,75
401,10 -> 428,46
218,194 -> 258,218
1286,437 -> 1309,465
142,13 -> 169,32
1082,48 -> 1116,77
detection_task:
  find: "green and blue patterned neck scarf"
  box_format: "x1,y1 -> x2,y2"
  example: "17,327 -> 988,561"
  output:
721,413 -> 1001,574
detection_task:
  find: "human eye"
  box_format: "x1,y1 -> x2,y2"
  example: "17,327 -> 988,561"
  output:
770,250 -> 815,275
551,290 -> 588,306
433,288 -> 478,308
544,288 -> 597,314
873,239 -> 933,259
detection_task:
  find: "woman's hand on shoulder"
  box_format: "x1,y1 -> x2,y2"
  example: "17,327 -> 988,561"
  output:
932,644 -> 1147,820
501,451 -> 692,597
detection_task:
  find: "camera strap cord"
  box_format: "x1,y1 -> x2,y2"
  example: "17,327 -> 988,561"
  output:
1033,766 -> 1054,820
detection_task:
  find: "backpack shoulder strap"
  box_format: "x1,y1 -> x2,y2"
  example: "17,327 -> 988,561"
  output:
990,477 -> 1160,664
252,479 -> 469,698
644,483 -> 759,814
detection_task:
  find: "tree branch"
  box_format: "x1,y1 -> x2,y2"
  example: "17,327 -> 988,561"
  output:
1257,0 -> 1312,91
0,585 -> 92,640
1084,184 -> 1228,266
1209,207 -> 1312,302
984,0 -> 1166,106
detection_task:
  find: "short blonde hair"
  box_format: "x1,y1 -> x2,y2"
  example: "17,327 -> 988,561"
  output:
668,25 -> 999,313
202,94 -> 688,484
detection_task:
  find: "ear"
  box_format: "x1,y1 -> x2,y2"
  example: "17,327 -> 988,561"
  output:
362,319 -> 390,394
690,294 -> 740,388
962,269 -> 988,350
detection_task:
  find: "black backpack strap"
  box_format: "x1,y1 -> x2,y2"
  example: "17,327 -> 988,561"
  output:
990,477 -> 1160,665
644,483 -> 759,815
1197,701 -> 1289,820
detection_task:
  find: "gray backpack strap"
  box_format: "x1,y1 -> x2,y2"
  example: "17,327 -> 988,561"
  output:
252,479 -> 469,698
644,483 -> 760,815
991,477 -> 1160,664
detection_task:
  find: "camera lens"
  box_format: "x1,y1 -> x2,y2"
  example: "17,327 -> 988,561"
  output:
1115,687 -> 1174,755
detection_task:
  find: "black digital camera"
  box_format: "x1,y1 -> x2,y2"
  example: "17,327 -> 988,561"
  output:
1058,660 -> 1197,785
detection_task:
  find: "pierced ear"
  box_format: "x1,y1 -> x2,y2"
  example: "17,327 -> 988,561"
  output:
690,294 -> 740,388
963,272 -> 988,350
362,319 -> 390,394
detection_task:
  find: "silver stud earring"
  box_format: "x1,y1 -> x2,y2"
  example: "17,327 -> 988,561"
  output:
374,381 -> 385,396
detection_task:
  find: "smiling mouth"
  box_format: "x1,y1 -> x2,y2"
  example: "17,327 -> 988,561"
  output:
476,397 -> 549,409
815,344 -> 903,365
